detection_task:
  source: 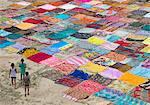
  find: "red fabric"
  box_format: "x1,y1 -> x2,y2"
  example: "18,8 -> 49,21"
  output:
115,40 -> 130,47
23,18 -> 43,24
32,8 -> 48,13
28,52 -> 52,63
50,1 -> 66,6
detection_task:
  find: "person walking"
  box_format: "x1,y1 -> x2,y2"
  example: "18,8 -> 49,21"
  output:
19,58 -> 26,82
23,72 -> 30,97
9,63 -> 17,89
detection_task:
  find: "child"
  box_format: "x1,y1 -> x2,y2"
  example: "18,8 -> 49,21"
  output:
9,63 -> 17,88
19,58 -> 26,81
23,72 -> 30,97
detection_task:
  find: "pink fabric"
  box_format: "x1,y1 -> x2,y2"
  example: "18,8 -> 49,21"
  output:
40,56 -> 65,67
66,56 -> 90,66
74,80 -> 105,94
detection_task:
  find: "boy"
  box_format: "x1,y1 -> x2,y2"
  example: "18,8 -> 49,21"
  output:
23,72 -> 30,97
19,58 -> 26,81
9,63 -> 17,88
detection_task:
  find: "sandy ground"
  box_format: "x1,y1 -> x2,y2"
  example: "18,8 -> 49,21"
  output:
0,49 -> 111,105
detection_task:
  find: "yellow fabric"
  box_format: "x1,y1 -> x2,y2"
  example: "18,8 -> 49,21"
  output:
16,23 -> 36,30
88,36 -> 105,45
79,62 -> 107,74
140,46 -> 150,53
119,72 -> 148,86
4,47 -> 18,53
22,49 -> 39,58
142,38 -> 150,45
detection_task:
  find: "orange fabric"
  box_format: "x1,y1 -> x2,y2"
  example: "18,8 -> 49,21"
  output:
119,72 -> 148,86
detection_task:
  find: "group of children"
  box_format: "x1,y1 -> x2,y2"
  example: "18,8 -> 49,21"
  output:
9,59 -> 30,97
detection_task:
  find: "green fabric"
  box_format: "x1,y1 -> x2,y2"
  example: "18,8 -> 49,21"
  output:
6,34 -> 22,40
0,17 -> 10,22
142,25 -> 150,31
19,63 -> 26,75
129,22 -> 143,27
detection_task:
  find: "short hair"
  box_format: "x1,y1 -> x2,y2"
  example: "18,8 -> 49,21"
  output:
21,58 -> 24,62
26,72 -> 29,76
11,63 -> 14,67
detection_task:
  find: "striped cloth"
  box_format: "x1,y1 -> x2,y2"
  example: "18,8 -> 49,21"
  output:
66,56 -> 90,66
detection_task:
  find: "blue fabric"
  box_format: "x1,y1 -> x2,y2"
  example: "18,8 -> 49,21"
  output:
0,30 -> 11,37
0,40 -> 15,48
91,46 -> 110,55
41,47 -> 60,55
50,41 -> 69,49
54,14 -> 70,20
81,4 -> 92,9
106,35 -> 121,42
129,66 -> 150,78
69,70 -> 90,80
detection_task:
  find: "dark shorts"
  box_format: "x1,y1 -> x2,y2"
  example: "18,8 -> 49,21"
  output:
11,77 -> 16,79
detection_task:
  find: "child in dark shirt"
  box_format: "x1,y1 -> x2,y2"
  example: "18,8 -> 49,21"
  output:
23,72 -> 30,97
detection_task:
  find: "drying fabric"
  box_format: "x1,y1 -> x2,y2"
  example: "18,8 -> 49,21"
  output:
6,33 -> 22,40
90,74 -> 115,86
4,26 -> 21,33
88,36 -> 106,45
69,70 -> 90,80
38,4 -> 56,10
129,66 -> 150,78
0,29 -> 11,37
108,80 -> 135,93
16,23 -> 36,30
95,88 -> 124,102
55,76 -> 83,87
104,52 -> 127,62
118,72 -> 148,86
11,43 -> 26,51
40,69 -> 64,81
0,40 -> 15,48
71,32 -> 94,39
54,14 -> 70,20
40,56 -> 65,67
100,67 -> 123,79
28,52 -> 52,63
141,46 -> 150,53
114,94 -> 148,105
92,56 -> 116,66
106,35 -> 121,42
143,38 -> 150,45
79,62 -> 107,74
53,62 -> 77,75
66,56 -> 90,66
23,18 -> 43,24
128,86 -> 150,103
142,25 -> 150,31
110,63 -> 132,73
141,60 -> 150,69
100,41 -> 119,50
91,46 -> 110,55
